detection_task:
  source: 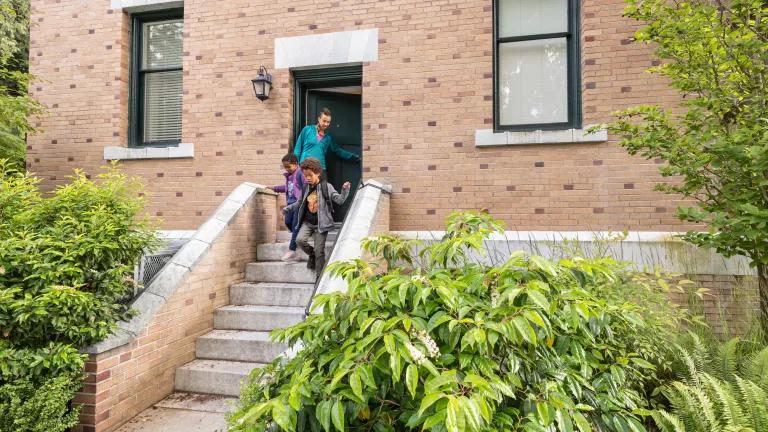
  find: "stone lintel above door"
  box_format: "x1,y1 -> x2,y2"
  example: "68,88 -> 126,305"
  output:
275,29 -> 379,69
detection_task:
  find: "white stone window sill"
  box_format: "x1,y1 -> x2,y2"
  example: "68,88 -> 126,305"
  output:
104,143 -> 194,161
474,126 -> 608,147
111,0 -> 183,12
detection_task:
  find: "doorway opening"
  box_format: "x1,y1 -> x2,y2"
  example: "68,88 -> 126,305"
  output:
292,66 -> 363,221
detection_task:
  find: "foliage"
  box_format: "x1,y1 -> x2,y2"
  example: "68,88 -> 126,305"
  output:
229,212 -> 681,432
361,234 -> 422,268
0,0 -> 42,168
0,0 -> 29,77
0,373 -> 81,432
604,0 -> 768,328
0,340 -> 85,383
0,160 -> 158,384
651,332 -> 768,431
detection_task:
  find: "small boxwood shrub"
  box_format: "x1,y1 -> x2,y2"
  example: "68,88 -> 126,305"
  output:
0,373 -> 81,432
230,212 -> 682,432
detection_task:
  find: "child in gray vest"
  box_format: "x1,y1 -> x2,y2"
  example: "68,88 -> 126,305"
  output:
283,157 -> 351,280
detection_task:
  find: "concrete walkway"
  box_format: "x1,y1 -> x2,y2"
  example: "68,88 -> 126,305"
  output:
114,393 -> 236,432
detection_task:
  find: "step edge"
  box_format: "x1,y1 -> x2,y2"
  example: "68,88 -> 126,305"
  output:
215,305 -> 307,313
231,282 -> 315,288
197,329 -> 274,340
177,359 -> 264,371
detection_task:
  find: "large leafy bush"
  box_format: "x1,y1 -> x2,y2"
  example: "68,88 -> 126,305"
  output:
0,161 -> 158,351
230,212 -> 681,432
0,161 -> 158,430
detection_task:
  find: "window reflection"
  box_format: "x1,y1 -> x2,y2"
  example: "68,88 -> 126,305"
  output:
499,38 -> 568,125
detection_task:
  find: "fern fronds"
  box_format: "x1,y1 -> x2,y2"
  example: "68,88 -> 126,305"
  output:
658,334 -> 768,432
676,344 -> 703,386
701,373 -> 746,427
733,376 -> 768,432
716,338 -> 740,383
651,409 -> 686,432
655,372 -> 768,432
691,381 -> 722,431
688,332 -> 711,373
666,380 -> 719,431
742,347 -> 768,393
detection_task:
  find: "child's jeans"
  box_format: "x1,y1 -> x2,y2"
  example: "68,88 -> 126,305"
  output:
296,223 -> 327,279
283,208 -> 299,251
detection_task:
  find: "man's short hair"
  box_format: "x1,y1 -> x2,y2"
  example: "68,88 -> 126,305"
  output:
282,153 -> 298,164
300,157 -> 323,174
318,107 -> 332,118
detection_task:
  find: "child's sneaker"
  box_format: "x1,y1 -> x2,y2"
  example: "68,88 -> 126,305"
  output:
306,253 -> 316,270
281,250 -> 298,262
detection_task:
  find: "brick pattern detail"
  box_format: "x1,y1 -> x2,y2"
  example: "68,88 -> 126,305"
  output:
28,0 -> 688,232
70,193 -> 276,432
669,274 -> 760,337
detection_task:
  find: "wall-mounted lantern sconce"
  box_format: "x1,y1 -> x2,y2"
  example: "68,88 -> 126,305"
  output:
251,66 -> 273,102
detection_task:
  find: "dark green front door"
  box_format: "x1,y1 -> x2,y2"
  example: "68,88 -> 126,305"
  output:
305,90 -> 362,221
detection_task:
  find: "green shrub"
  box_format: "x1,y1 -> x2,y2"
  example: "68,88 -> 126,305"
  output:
652,333 -> 768,431
0,160 -> 159,354
0,340 -> 84,383
0,0 -> 44,170
229,212 -> 681,432
0,373 -> 81,432
0,160 -> 158,431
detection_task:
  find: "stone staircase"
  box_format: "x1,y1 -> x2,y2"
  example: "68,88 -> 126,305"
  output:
173,230 -> 337,397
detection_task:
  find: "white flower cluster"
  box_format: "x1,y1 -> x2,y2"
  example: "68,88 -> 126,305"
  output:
491,288 -> 500,308
415,330 -> 440,358
406,342 -> 427,365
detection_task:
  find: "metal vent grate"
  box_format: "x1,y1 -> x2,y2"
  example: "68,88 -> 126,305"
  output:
137,252 -> 175,287
133,238 -> 189,297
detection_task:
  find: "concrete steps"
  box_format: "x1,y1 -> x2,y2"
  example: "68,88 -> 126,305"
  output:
214,305 -> 305,331
196,330 -> 287,363
275,230 -> 292,242
246,261 -> 316,284
257,242 -> 334,262
276,229 -> 339,243
174,359 -> 262,396
173,230 -> 339,398
230,282 -> 314,307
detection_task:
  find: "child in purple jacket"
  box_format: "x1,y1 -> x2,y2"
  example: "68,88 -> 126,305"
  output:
270,153 -> 306,261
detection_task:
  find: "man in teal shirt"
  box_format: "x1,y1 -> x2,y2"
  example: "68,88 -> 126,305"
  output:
294,107 -> 360,169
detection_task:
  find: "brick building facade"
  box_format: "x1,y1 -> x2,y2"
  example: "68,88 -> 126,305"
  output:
28,0 -> 687,232
26,2 -> 759,430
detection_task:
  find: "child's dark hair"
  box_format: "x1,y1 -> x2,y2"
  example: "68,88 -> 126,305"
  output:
300,157 -> 323,174
282,153 -> 298,164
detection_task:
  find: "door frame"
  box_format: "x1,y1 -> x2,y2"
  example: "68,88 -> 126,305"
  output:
291,65 -> 363,152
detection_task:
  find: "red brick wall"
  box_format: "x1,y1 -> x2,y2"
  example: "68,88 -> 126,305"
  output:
72,191 -> 276,432
28,0 -> 687,231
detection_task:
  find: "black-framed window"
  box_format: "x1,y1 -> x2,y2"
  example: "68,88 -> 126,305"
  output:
129,10 -> 183,147
493,0 -> 581,131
